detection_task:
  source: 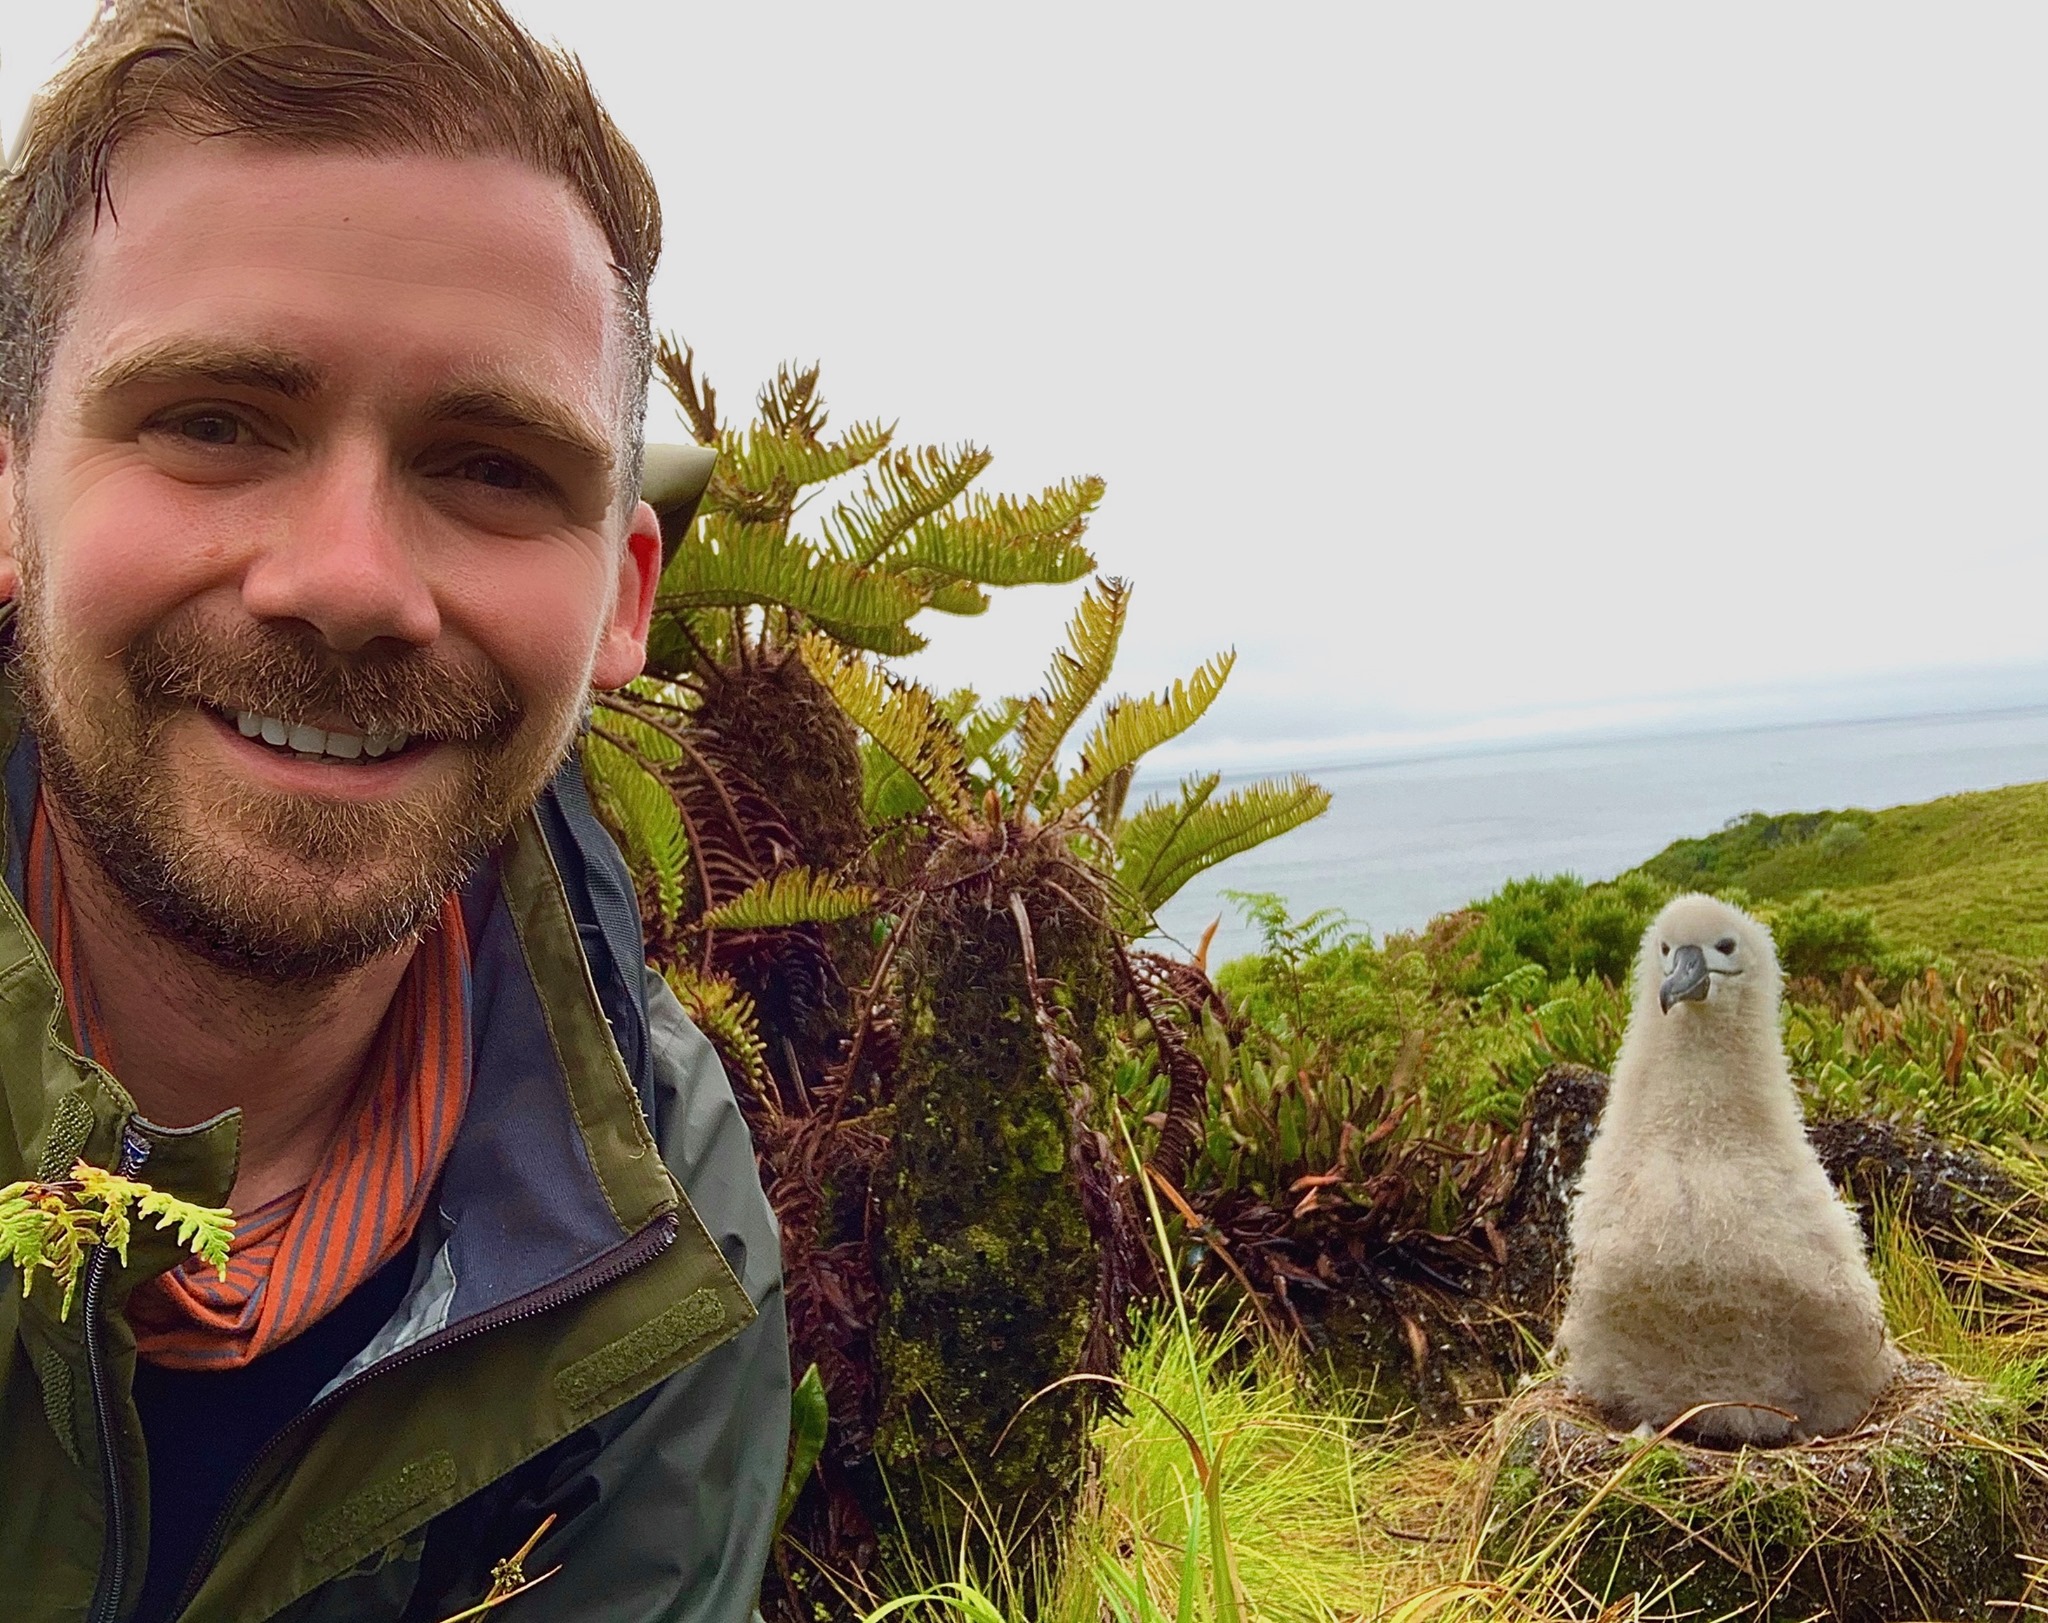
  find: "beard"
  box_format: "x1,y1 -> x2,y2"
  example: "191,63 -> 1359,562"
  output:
10,540 -> 585,983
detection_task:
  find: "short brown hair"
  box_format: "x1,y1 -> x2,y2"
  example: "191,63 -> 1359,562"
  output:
0,0 -> 661,495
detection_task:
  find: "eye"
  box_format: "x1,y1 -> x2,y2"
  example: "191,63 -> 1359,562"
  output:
1715,937 -> 1737,956
149,408 -> 253,446
1659,942 -> 1670,957
456,452 -> 541,492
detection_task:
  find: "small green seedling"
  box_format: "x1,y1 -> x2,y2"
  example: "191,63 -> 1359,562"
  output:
0,1159 -> 233,1318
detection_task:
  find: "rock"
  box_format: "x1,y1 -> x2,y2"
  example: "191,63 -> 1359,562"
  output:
1497,1066 -> 2019,1326
1478,1364 -> 2033,1622
1806,1115 -> 2019,1258
1495,1064 -> 1609,1321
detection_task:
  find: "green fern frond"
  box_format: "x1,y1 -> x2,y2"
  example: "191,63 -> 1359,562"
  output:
920,578 -> 991,616
136,1187 -> 235,1277
755,362 -> 829,443
659,519 -> 925,632
807,614 -> 928,658
897,475 -> 1102,589
582,729 -> 690,928
705,419 -> 894,504
1012,577 -> 1131,808
822,444 -> 992,568
1050,651 -> 1236,817
643,610 -> 730,680
662,966 -> 770,1099
600,688 -> 687,766
1115,773 -> 1331,921
3,1163 -> 232,1320
862,744 -> 932,823
701,868 -> 878,931
960,697 -> 1026,776
800,638 -> 972,823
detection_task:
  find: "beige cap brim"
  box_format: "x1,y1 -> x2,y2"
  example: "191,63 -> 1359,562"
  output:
640,442 -> 718,566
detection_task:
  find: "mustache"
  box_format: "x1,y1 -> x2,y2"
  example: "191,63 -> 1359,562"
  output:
124,619 -> 523,745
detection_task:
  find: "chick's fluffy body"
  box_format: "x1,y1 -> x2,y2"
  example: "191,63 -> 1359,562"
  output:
1556,894 -> 1899,1444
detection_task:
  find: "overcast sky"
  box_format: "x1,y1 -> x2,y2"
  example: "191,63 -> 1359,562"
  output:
9,4 -> 2048,770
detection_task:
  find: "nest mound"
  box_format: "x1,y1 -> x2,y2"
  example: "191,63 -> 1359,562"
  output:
1477,1363 -> 2036,1621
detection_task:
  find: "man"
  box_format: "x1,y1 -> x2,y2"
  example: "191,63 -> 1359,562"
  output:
0,4 -> 788,1621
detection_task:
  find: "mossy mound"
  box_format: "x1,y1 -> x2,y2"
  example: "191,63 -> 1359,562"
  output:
1478,1364 -> 2034,1621
871,849 -> 1109,1576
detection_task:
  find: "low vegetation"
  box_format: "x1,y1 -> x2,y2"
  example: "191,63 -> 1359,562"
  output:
847,783 -> 2048,1620
1633,781 -> 2048,968
574,341 -> 2048,1618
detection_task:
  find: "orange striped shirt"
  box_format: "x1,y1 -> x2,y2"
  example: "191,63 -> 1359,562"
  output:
26,795 -> 473,1369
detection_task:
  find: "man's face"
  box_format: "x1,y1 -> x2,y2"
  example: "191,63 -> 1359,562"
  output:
0,137 -> 661,979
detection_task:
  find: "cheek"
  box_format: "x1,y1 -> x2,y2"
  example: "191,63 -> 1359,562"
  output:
27,468 -> 242,657
440,543 -> 610,710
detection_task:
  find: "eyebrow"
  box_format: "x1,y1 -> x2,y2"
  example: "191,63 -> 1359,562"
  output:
423,382 -> 617,477
77,342 -> 618,481
80,338 -> 324,402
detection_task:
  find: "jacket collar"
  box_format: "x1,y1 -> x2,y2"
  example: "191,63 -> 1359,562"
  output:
0,672 -> 678,1326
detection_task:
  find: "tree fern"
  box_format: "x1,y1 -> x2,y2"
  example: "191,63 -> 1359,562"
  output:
824,444 -> 993,568
658,521 -> 926,638
707,419 -> 894,504
661,964 -> 769,1098
1050,651 -> 1235,817
702,868 -> 878,931
896,476 -> 1103,592
1115,773 -> 1332,923
582,727 -> 690,928
862,744 -> 931,824
960,696 -> 1026,784
801,638 -> 972,822
1011,577 -> 1131,809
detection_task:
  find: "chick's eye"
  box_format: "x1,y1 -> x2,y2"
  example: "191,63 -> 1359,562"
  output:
1715,937 -> 1737,955
1659,942 -> 1670,957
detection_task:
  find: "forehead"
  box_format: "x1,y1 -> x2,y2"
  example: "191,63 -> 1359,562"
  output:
1658,897 -> 1740,940
45,135 -> 624,426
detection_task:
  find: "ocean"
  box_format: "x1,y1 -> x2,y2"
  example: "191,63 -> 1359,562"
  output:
1144,706 -> 2048,966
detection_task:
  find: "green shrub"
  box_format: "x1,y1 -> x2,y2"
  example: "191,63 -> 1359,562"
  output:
1446,872 -> 1667,995
1756,890 -> 1889,980
1636,808 -> 1876,892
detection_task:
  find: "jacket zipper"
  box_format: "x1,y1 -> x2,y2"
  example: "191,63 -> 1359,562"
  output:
165,1209 -> 679,1618
86,1121 -> 154,1623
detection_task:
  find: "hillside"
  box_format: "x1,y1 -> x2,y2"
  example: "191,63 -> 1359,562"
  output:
1629,779 -> 2048,965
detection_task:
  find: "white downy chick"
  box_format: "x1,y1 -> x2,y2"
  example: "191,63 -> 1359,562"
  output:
1554,893 -> 1900,1444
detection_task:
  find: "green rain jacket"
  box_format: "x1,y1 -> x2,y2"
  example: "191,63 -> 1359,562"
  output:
0,681 -> 791,1622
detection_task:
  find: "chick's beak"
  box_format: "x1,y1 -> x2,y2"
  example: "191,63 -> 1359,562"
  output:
1659,943 -> 1710,1013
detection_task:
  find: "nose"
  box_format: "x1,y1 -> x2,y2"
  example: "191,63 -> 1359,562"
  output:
238,446 -> 440,652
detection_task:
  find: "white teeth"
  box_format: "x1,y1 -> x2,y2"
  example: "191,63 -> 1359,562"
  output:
227,708 -> 388,763
391,731 -> 410,752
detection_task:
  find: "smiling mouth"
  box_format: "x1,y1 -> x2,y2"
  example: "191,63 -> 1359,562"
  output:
204,704 -> 426,764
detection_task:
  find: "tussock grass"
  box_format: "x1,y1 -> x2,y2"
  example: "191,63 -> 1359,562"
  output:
1470,1363 -> 2032,1623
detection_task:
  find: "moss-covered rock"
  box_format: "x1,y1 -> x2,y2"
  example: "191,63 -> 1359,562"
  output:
1478,1365 -> 2032,1621
871,851 -> 1108,1576
1497,1066 -> 2020,1325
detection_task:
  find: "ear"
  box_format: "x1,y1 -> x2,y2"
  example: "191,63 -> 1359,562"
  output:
590,498 -> 661,689
0,433 -> 19,603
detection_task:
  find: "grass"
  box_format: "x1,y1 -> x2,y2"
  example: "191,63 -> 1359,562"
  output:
1632,781 -> 2048,967
861,779 -> 2048,1623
